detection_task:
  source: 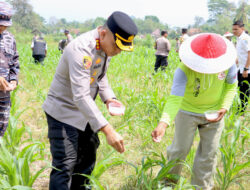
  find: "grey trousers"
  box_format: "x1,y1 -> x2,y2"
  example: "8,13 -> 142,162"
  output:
167,111 -> 224,190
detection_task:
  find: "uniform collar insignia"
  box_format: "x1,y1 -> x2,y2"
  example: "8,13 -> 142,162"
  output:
96,39 -> 100,50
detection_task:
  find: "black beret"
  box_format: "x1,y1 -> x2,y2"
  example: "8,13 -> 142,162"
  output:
107,11 -> 138,51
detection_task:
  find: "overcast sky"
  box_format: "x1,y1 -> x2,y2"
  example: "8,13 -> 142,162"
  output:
29,0 -> 241,27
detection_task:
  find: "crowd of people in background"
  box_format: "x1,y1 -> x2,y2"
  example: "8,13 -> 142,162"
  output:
0,1 -> 249,190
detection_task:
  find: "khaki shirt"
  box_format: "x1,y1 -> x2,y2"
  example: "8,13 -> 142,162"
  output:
43,29 -> 116,132
155,36 -> 171,56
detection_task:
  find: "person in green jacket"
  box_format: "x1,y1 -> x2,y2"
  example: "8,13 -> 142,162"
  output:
151,33 -> 237,190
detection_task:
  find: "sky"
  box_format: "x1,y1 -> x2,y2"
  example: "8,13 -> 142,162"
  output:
29,0 -> 242,28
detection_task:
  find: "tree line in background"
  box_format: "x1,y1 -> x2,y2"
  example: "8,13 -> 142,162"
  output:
6,0 -> 250,39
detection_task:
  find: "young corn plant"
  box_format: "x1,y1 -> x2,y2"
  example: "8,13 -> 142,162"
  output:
82,151 -> 125,190
216,119 -> 250,189
3,116 -> 32,155
0,141 -> 48,189
3,90 -> 32,154
125,152 -> 193,190
171,177 -> 196,190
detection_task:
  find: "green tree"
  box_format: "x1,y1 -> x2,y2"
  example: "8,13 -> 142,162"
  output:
60,18 -> 67,25
92,17 -> 106,28
193,16 -> 205,28
145,15 -> 160,23
234,0 -> 250,25
8,0 -> 44,31
207,0 -> 236,22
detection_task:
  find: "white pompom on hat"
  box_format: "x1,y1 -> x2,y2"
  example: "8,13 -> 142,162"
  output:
179,33 -> 237,74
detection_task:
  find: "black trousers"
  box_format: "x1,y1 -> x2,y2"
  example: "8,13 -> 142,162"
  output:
33,54 -> 45,63
46,113 -> 100,190
154,55 -> 168,72
238,71 -> 250,113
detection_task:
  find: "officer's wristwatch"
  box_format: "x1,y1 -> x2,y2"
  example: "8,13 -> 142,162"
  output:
244,67 -> 249,71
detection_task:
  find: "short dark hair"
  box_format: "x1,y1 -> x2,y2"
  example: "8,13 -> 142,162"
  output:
161,31 -> 167,36
182,28 -> 187,34
233,20 -> 244,27
64,29 -> 69,34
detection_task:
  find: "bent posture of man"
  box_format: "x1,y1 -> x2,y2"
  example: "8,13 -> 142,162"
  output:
152,33 -> 237,190
43,11 -> 138,190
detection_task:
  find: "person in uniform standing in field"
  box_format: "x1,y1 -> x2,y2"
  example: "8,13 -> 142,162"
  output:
58,39 -> 67,54
0,2 -> 19,139
232,20 -> 250,114
179,28 -> 189,44
154,30 -> 171,72
58,30 -> 74,54
176,28 -> 189,53
64,29 -> 73,45
31,34 -> 47,64
43,11 -> 138,190
175,37 -> 181,53
152,33 -> 238,190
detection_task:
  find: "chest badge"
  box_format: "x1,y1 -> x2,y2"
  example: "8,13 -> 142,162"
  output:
96,58 -> 101,64
83,56 -> 92,69
193,78 -> 200,97
92,71 -> 97,76
218,72 -> 226,80
90,77 -> 95,84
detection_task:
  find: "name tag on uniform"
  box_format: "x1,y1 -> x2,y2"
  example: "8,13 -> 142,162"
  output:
93,64 -> 101,69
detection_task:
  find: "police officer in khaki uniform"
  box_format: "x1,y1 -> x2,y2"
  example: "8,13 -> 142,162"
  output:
64,29 -> 74,45
154,31 -> 171,72
43,11 -> 138,190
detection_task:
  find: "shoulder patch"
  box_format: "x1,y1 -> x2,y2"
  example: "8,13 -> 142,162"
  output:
83,56 -> 92,69
218,72 -> 226,80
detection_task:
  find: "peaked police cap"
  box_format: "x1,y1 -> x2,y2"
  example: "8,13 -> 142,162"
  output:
107,11 -> 138,51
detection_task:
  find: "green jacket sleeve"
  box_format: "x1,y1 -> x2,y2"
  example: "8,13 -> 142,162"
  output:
160,95 -> 183,126
221,82 -> 238,111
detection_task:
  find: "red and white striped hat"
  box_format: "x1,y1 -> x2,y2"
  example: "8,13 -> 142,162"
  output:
179,33 -> 237,74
